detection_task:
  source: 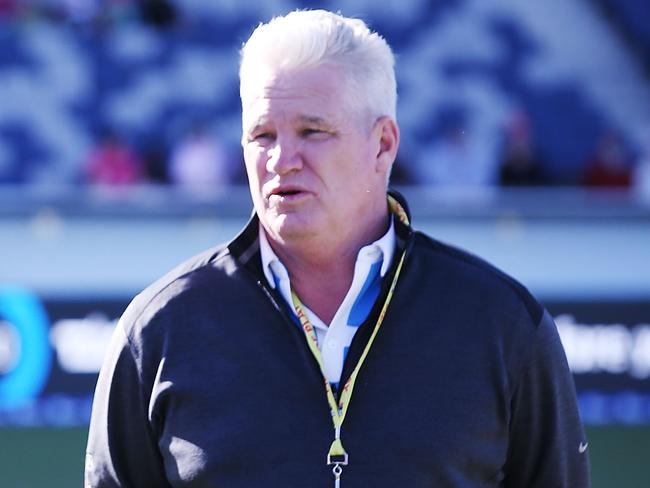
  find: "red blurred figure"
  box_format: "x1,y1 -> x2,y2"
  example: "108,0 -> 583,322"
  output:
85,130 -> 143,185
0,0 -> 19,17
583,131 -> 632,188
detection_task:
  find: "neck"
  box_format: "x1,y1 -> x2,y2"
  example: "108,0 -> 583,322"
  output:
268,210 -> 390,324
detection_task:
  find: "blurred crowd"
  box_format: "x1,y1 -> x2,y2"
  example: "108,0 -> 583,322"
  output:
83,121 -> 243,192
0,1 -> 649,197
78,110 -> 650,199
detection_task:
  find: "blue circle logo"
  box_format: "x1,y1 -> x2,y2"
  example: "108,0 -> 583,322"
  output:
0,287 -> 52,409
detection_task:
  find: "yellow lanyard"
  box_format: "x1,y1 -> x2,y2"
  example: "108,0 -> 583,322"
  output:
290,195 -> 409,487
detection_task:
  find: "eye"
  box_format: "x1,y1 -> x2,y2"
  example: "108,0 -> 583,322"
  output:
301,127 -> 330,139
250,132 -> 275,144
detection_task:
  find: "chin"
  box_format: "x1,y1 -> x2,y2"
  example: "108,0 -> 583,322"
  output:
264,213 -> 318,244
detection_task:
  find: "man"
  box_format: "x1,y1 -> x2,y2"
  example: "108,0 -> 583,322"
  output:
86,10 -> 590,487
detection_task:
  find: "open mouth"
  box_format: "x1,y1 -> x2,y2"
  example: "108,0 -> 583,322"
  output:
268,186 -> 305,199
265,182 -> 310,202
276,189 -> 301,197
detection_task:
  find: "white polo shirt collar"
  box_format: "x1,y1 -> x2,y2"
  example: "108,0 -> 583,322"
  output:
259,219 -> 396,297
258,218 -> 396,385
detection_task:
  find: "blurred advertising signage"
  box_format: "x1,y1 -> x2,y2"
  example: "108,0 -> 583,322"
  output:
0,287 -> 123,427
0,287 -> 649,426
546,301 -> 650,425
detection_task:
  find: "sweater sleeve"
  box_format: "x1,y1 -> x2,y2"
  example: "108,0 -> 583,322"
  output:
85,318 -> 171,488
503,309 -> 591,487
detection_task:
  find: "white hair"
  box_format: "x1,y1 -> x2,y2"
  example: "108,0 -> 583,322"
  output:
239,10 -> 397,125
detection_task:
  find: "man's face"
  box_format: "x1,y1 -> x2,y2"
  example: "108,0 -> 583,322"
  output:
241,64 -> 391,247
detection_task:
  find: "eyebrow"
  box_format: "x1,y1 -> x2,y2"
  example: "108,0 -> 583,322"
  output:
246,121 -> 267,134
246,115 -> 332,133
296,115 -> 335,130
297,115 -> 328,125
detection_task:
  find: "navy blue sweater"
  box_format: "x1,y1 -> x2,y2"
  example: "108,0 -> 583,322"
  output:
86,197 -> 590,487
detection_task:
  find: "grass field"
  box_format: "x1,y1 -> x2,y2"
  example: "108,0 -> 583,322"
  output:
0,426 -> 648,487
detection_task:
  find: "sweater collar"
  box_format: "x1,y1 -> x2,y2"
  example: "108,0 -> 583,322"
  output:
226,189 -> 412,275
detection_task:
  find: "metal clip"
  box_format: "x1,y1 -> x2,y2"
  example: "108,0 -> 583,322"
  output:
327,452 -> 348,466
332,463 -> 343,488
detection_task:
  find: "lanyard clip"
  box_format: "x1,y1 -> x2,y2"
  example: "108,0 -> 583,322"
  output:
327,453 -> 348,466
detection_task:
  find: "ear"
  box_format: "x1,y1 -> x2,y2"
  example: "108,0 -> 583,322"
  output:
373,116 -> 400,175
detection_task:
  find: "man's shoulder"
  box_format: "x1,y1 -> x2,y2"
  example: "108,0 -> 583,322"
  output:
410,229 -> 543,323
120,243 -> 233,329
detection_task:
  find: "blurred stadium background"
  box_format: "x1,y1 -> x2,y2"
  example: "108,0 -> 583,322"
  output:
0,0 -> 649,486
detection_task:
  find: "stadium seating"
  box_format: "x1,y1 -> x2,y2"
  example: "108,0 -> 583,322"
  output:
0,0 -> 648,185
599,0 -> 650,60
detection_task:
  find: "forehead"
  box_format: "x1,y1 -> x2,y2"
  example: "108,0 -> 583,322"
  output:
241,65 -> 350,127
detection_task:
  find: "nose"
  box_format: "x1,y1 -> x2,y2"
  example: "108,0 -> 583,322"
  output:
266,138 -> 303,175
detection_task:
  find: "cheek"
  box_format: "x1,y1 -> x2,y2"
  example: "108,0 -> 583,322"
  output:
243,148 -> 267,185
337,146 -> 374,179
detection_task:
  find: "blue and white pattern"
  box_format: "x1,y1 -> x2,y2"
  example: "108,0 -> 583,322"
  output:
2,0 -> 648,185
260,223 -> 395,386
